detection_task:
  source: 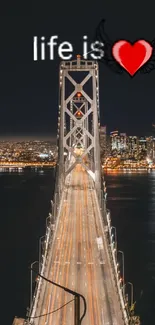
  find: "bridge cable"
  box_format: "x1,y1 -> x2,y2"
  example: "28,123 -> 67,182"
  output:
27,298 -> 75,319
28,267 -> 87,323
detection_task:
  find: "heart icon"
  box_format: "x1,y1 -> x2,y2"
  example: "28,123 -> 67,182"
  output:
112,40 -> 153,76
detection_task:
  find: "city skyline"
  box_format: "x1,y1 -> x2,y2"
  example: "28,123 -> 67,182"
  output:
0,126 -> 154,167
0,123 -> 154,142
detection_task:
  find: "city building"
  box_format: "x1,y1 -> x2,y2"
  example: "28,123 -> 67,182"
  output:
146,136 -> 153,160
110,130 -> 119,156
127,136 -> 138,159
119,133 -> 127,157
0,140 -> 57,164
110,131 -> 127,158
100,126 -> 106,160
147,124 -> 155,162
138,136 -> 147,159
102,126 -> 155,169
106,134 -> 111,157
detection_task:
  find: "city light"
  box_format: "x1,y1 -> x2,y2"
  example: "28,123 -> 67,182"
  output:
0,140 -> 57,168
75,110 -> 83,118
100,127 -> 155,171
76,92 -> 82,97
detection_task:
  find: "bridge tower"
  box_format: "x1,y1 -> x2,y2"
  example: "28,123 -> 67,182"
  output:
57,55 -> 101,202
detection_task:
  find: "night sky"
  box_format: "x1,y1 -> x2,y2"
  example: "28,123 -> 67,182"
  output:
0,2 -> 155,139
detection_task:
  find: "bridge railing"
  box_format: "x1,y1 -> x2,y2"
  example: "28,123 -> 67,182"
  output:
105,208 -> 132,322
98,186 -> 130,325
27,181 -> 65,324
27,217 -> 52,324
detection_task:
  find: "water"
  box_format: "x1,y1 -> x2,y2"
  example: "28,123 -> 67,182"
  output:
104,171 -> 155,325
0,168 -> 55,324
1,168 -> 155,324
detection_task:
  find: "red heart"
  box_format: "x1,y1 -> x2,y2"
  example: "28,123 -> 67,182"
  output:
112,40 -> 153,76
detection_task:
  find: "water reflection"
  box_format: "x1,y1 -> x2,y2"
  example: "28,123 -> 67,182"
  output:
105,172 -> 155,325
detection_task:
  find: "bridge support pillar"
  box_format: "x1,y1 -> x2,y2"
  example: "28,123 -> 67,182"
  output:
56,57 -> 101,189
74,295 -> 80,325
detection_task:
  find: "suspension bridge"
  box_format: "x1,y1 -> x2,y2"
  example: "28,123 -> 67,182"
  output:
13,56 -> 139,325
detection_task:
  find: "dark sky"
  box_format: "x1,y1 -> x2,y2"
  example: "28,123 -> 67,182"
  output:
0,2 -> 155,140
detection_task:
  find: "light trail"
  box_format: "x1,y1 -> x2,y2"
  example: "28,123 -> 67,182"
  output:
34,165 -> 124,325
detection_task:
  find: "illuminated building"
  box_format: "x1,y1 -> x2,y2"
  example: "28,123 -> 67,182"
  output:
146,136 -> 153,160
119,133 -> 127,157
110,131 -> 118,156
110,131 -> 127,157
110,130 -> 118,150
127,136 -> 138,159
102,126 -> 155,163
100,126 -> 106,159
120,133 -> 127,149
147,124 -> 155,162
138,136 -> 147,159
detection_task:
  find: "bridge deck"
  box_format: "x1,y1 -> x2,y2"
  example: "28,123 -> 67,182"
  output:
35,164 -> 124,325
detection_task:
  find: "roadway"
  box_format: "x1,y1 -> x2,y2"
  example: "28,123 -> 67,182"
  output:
34,164 -> 124,325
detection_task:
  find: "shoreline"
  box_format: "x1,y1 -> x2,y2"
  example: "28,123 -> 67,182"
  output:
103,168 -> 155,172
0,162 -> 56,168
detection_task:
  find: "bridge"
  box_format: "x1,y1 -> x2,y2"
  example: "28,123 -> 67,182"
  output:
14,56 -> 139,325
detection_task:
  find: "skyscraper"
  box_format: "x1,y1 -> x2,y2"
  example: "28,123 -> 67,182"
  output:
146,136 -> 153,160
127,136 -> 138,159
138,136 -> 147,159
110,130 -> 118,156
120,133 -> 127,158
110,131 -> 127,157
100,126 -> 106,160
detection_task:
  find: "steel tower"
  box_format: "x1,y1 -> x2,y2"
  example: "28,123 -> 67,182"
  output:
57,55 -> 101,202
